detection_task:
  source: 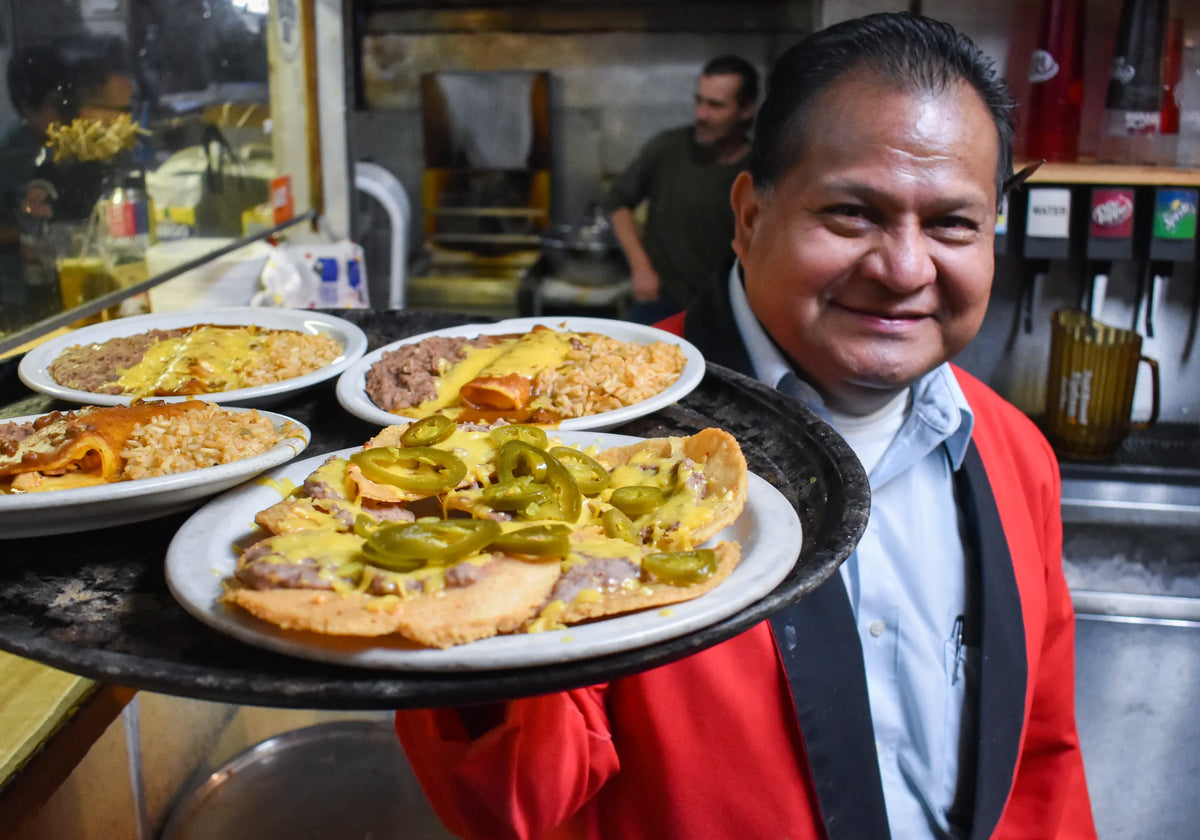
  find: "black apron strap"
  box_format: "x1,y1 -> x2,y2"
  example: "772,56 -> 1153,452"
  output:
769,574 -> 891,839
956,443 -> 1028,838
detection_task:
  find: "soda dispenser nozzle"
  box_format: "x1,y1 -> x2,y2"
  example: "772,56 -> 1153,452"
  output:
1144,187 -> 1198,355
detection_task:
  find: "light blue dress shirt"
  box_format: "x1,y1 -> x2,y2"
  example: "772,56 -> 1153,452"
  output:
727,265 -> 978,839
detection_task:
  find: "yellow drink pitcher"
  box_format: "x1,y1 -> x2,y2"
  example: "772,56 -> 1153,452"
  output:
1044,309 -> 1160,461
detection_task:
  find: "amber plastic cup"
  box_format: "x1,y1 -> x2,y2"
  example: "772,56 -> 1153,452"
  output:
1044,309 -> 1160,461
57,256 -> 117,326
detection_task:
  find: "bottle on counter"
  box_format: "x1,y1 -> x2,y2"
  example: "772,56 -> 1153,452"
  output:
1024,0 -> 1086,162
1157,18 -> 1184,165
1178,45 -> 1200,167
1097,0 -> 1169,164
101,167 -> 156,316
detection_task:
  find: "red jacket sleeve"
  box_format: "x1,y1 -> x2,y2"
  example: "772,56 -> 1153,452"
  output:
394,687 -> 619,840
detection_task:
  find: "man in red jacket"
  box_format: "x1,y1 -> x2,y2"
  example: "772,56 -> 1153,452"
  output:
395,13 -> 1097,839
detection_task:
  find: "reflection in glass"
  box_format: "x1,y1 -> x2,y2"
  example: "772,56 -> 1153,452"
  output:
0,0 -> 271,342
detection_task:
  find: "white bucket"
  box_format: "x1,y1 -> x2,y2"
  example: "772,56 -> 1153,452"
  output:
146,238 -> 272,312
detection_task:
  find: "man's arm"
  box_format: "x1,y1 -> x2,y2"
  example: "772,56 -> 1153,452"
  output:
609,206 -> 660,302
394,686 -> 618,840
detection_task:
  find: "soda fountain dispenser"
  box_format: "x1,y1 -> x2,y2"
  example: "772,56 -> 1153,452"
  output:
1086,186 -> 1138,323
1145,188 -> 1199,360
1023,186 -> 1078,324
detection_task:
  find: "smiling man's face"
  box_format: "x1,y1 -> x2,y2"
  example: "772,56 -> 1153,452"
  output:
732,69 -> 999,415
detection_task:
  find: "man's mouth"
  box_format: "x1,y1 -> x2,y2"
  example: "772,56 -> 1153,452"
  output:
838,303 -> 931,329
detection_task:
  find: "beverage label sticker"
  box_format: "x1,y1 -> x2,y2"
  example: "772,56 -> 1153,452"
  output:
1026,188 -> 1072,238
271,175 -> 295,225
1153,189 -> 1198,240
1089,188 -> 1135,239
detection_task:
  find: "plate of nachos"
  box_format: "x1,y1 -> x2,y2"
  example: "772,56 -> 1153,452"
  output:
165,422 -> 800,670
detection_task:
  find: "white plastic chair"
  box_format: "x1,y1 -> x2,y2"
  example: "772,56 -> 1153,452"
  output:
354,161 -> 411,310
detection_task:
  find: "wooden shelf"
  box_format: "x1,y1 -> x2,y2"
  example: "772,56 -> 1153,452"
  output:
1019,159 -> 1200,187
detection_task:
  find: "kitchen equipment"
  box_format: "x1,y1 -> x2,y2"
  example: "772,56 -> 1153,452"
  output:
420,71 -> 551,256
159,720 -> 456,840
1044,309 -> 1161,461
540,203 -> 629,287
412,71 -> 551,315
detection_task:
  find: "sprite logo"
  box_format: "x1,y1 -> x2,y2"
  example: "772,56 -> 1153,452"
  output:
1154,190 -> 1198,240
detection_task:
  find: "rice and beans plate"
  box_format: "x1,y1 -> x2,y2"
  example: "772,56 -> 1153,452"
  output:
47,323 -> 344,398
364,325 -> 688,425
0,401 -> 304,493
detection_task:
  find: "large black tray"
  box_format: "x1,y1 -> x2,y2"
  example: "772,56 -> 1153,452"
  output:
0,310 -> 868,709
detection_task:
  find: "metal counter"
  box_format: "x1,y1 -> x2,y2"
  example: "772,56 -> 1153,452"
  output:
1061,457 -> 1200,839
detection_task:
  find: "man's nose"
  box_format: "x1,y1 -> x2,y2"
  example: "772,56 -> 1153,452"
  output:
863,225 -> 936,291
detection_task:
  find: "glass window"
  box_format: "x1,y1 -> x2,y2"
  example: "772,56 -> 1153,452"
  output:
0,0 -> 275,341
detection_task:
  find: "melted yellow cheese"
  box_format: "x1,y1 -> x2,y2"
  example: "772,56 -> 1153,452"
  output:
263,530 -> 365,564
441,428 -> 499,485
526,599 -> 567,633
484,329 -> 572,377
256,476 -> 297,498
113,326 -> 270,395
412,344 -> 509,415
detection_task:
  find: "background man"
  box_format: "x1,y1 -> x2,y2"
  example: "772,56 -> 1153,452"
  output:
396,14 -> 1096,839
0,42 -> 71,327
605,54 -> 757,323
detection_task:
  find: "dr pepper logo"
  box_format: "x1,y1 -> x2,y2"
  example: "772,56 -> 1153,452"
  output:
1090,189 -> 1134,238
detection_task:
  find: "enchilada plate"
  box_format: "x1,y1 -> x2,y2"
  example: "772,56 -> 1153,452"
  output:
18,307 -> 368,408
164,430 -> 801,672
334,316 -> 705,432
0,408 -> 309,539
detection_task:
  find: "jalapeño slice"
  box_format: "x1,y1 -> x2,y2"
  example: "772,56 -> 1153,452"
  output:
601,507 -> 640,544
481,476 -> 552,511
362,519 -> 501,572
488,523 -> 571,557
489,424 -> 548,449
496,440 -> 550,484
642,549 -> 717,586
608,485 -> 666,518
353,512 -> 380,539
541,455 -> 582,523
350,446 -> 467,494
549,446 -> 611,495
399,414 -> 455,446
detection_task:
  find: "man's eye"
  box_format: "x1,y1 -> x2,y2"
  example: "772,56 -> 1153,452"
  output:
932,215 -> 980,231
829,204 -> 868,218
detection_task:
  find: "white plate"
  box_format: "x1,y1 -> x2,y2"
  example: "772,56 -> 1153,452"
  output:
165,431 -> 801,671
335,316 -> 705,431
0,408 -> 311,539
18,307 -> 369,408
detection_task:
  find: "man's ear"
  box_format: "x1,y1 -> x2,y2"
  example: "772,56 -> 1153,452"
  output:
730,171 -> 760,261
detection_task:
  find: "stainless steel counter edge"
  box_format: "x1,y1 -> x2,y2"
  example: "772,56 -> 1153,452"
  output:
1072,589 -> 1200,624
1061,477 -> 1200,527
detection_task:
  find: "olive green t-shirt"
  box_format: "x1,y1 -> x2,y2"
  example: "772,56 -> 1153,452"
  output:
604,126 -> 746,308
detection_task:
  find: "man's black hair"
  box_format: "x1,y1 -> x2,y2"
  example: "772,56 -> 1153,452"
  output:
6,43 -> 69,117
748,12 -> 1014,203
6,34 -> 134,122
57,33 -> 133,109
702,55 -> 760,108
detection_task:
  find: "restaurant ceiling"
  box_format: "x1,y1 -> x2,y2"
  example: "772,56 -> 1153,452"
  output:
359,0 -> 815,34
